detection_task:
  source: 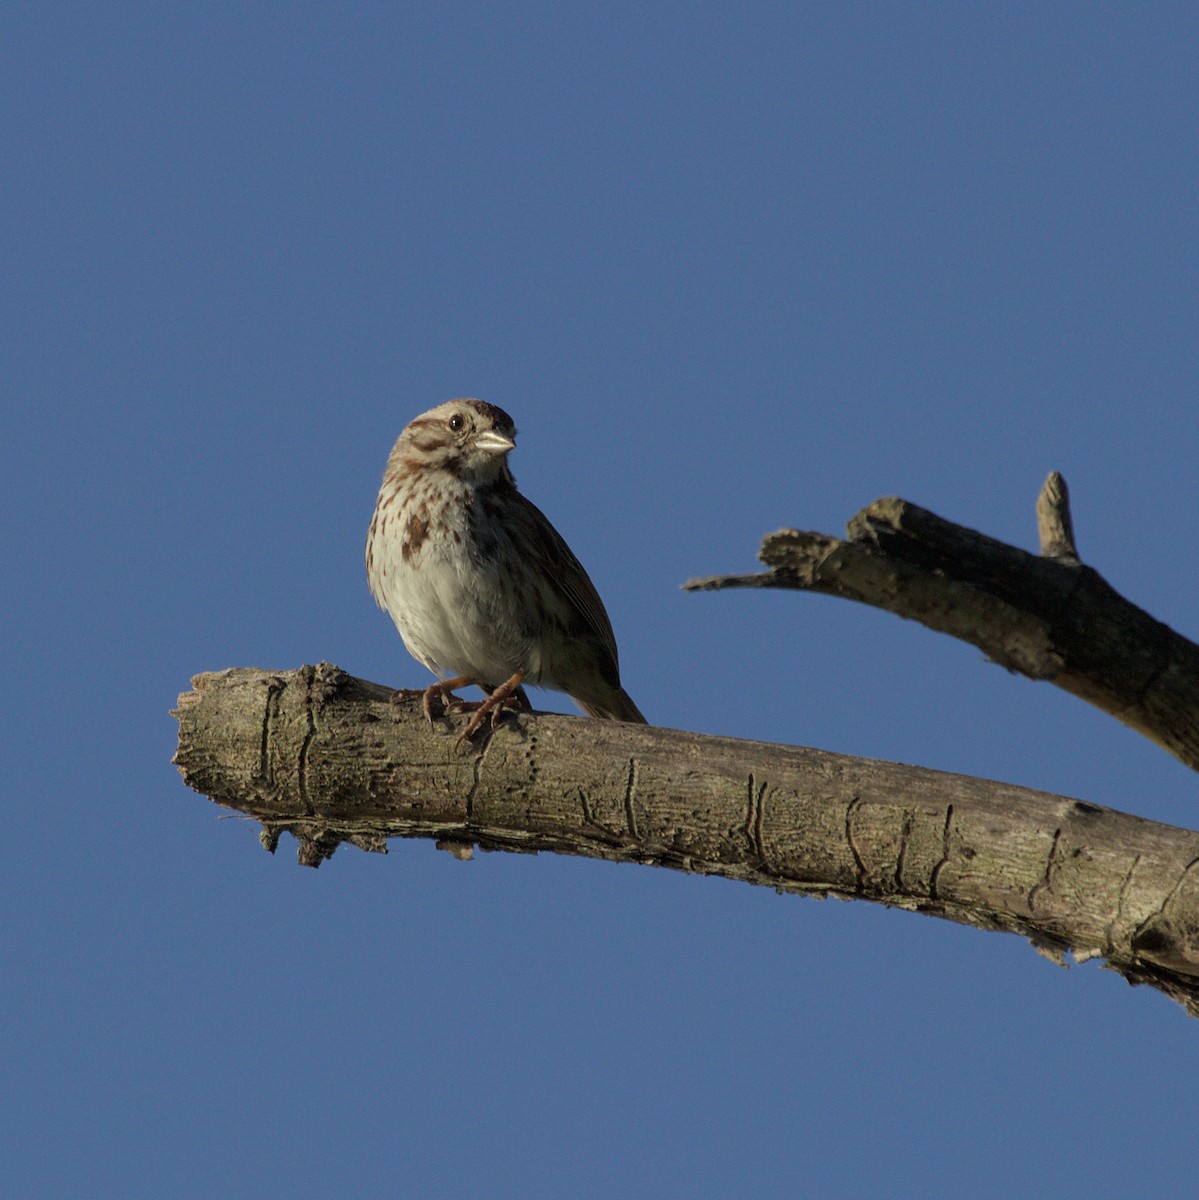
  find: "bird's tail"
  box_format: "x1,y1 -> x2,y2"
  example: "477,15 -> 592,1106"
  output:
576,687 -> 647,724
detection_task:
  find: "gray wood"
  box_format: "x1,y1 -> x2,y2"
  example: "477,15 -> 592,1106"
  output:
174,663 -> 1199,1016
685,475 -> 1199,772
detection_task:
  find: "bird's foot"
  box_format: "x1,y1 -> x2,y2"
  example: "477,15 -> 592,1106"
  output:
389,678 -> 477,727
458,672 -> 528,743
419,676 -> 478,727
394,676 -> 529,740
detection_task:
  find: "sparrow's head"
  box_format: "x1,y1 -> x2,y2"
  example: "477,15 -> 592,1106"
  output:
396,398 -> 517,483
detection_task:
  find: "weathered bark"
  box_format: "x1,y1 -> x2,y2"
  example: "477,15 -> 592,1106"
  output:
174,663 -> 1199,1016
684,474 -> 1199,773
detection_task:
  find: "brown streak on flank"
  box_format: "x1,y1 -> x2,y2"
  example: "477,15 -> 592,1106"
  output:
402,512 -> 428,563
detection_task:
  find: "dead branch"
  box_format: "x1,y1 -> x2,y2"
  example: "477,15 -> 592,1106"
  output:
174,663 -> 1199,1016
684,473 -> 1199,773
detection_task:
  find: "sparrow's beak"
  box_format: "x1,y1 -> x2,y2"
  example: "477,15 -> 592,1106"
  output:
475,430 -> 516,456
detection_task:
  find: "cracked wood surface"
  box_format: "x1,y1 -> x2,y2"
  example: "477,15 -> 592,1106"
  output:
683,475 -> 1199,773
174,663 -> 1199,1016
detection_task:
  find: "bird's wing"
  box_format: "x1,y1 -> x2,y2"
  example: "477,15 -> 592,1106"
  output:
511,490 -> 622,686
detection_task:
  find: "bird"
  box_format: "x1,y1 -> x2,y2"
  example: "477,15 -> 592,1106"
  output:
366,398 -> 646,739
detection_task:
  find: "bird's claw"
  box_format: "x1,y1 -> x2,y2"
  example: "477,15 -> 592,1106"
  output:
420,684 -> 473,727
386,685 -> 471,729
395,678 -> 528,742
457,675 -> 529,743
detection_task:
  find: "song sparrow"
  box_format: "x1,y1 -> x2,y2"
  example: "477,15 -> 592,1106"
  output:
366,398 -> 646,739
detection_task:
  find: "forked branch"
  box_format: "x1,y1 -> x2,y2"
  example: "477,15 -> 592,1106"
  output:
684,473 -> 1199,773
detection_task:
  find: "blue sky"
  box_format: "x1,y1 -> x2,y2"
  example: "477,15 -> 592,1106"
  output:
4,4 -> 1198,1196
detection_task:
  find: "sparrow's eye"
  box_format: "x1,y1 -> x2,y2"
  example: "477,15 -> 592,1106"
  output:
448,413 -> 466,433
